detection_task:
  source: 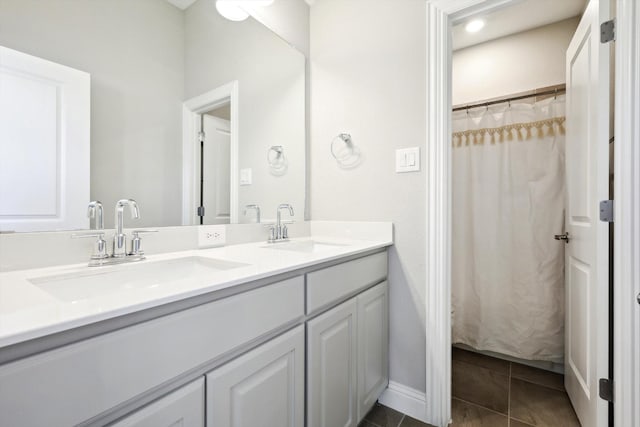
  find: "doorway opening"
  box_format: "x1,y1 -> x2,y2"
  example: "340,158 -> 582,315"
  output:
182,81 -> 239,225
448,0 -> 612,426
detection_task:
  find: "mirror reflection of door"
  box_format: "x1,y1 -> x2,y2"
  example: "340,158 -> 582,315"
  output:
200,106 -> 231,225
0,46 -> 90,232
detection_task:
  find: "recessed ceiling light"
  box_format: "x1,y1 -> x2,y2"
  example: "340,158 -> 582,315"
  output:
465,19 -> 485,33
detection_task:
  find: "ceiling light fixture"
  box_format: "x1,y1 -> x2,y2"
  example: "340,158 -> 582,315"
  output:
215,0 -> 274,22
216,0 -> 249,21
465,19 -> 485,33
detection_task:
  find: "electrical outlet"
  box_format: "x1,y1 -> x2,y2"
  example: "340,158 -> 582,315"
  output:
198,225 -> 226,248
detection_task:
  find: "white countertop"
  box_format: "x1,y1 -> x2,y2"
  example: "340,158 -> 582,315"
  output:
0,234 -> 392,349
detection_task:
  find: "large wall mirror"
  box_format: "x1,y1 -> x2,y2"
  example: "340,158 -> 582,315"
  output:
0,0 -> 305,231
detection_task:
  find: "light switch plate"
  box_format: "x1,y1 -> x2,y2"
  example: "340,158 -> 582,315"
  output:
395,147 -> 420,173
240,168 -> 252,185
198,225 -> 226,248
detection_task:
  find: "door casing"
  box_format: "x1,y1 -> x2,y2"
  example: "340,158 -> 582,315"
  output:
422,0 -> 640,426
182,81 -> 239,225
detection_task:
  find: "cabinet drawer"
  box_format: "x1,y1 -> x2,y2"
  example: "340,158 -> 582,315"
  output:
306,252 -> 387,314
0,276 -> 304,427
110,378 -> 204,427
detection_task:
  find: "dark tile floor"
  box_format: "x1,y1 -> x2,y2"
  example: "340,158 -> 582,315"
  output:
451,347 -> 581,426
360,349 -> 581,427
359,403 -> 435,427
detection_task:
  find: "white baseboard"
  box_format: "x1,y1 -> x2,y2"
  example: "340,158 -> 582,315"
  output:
378,381 -> 428,424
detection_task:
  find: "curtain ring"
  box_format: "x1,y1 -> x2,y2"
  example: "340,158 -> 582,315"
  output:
554,88 -> 558,100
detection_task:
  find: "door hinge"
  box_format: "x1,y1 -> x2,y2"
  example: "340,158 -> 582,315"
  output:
600,19 -> 615,43
599,378 -> 613,402
198,131 -> 205,143
599,200 -> 614,222
197,206 -> 205,217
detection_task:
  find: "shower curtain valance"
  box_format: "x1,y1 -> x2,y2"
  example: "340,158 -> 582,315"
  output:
452,116 -> 566,146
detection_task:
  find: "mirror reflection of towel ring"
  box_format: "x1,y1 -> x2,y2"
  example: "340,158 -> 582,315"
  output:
267,145 -> 288,176
331,133 -> 362,168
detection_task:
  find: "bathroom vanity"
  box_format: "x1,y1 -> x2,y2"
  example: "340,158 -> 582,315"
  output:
0,225 -> 391,427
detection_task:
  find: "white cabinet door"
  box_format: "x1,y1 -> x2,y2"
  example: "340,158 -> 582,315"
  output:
110,378 -> 204,427
357,281 -> 389,422
307,298 -> 358,427
206,326 -> 305,427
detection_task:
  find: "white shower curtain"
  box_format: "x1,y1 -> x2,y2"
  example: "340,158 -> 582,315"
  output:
451,97 -> 566,363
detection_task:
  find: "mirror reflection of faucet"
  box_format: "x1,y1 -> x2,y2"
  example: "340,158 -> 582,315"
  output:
243,204 -> 261,223
87,201 -> 104,230
72,199 -> 157,267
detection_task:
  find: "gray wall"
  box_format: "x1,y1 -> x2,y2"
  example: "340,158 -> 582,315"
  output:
246,0 -> 310,57
0,0 -> 185,228
185,0 -> 306,223
452,17 -> 579,105
310,0 -> 427,392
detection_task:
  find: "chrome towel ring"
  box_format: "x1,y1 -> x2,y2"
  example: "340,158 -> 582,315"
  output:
267,145 -> 288,175
331,133 -> 361,168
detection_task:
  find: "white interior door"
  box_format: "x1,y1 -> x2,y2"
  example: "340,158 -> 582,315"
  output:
202,114 -> 230,225
564,0 -> 610,425
0,46 -> 90,232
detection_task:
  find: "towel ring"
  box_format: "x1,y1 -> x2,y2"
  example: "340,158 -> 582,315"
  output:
267,145 -> 288,175
331,133 -> 361,168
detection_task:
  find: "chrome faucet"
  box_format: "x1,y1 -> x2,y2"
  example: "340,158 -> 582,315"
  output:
74,199 -> 155,266
268,204 -> 294,243
244,204 -> 261,223
113,199 -> 140,257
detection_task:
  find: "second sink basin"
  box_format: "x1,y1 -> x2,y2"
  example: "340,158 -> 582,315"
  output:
29,256 -> 248,303
263,239 -> 349,254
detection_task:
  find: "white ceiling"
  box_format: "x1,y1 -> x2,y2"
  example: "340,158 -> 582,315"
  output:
453,0 -> 587,51
166,0 -> 314,11
168,0 -> 585,50
166,0 -> 197,10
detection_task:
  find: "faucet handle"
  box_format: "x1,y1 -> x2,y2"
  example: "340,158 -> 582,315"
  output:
128,230 -> 158,256
268,226 -> 277,243
72,232 -> 109,260
72,231 -> 105,239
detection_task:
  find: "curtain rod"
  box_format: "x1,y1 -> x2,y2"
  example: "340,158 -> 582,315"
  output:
452,87 -> 566,112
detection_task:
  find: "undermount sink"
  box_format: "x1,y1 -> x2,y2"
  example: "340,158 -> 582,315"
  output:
263,239 -> 349,254
29,256 -> 248,303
